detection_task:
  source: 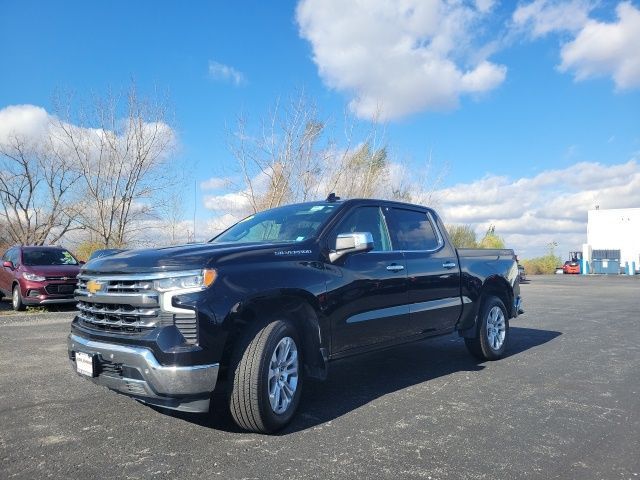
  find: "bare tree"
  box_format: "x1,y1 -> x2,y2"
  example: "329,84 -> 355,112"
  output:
225,93 -> 398,215
0,133 -> 80,245
51,86 -> 177,247
159,189 -> 187,246
326,142 -> 388,199
226,93 -> 329,213
219,92 -> 448,233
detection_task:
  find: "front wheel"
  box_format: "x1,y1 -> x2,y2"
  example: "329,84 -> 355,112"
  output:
464,296 -> 509,360
12,285 -> 25,311
229,319 -> 303,433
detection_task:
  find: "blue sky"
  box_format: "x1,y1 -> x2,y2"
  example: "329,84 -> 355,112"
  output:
1,0 -> 639,257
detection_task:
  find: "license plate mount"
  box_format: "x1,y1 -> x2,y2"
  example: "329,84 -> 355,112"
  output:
76,351 -> 97,377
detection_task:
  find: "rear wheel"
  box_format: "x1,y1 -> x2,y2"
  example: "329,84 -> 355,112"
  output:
229,319 -> 303,433
464,296 -> 509,360
12,285 -> 25,311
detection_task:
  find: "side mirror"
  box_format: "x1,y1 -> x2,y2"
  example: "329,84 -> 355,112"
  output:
79,261 -> 86,265
329,232 -> 374,263
3,261 -> 14,270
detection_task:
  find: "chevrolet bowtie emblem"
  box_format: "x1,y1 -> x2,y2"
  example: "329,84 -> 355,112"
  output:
86,280 -> 103,294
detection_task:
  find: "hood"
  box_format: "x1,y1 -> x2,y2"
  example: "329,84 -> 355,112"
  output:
23,264 -> 81,277
81,241 -> 314,274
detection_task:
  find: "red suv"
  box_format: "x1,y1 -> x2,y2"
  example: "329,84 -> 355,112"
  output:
0,246 -> 82,311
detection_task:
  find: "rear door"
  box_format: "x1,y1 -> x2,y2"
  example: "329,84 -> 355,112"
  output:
326,205 -> 410,353
384,207 -> 462,334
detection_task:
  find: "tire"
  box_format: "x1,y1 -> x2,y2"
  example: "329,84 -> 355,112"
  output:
12,285 -> 25,311
228,319 -> 303,433
464,296 -> 509,361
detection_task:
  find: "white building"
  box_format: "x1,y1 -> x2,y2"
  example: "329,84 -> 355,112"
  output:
584,207 -> 640,273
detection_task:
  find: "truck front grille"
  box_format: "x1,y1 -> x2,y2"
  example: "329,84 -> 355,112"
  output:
75,274 -> 198,344
76,301 -> 161,333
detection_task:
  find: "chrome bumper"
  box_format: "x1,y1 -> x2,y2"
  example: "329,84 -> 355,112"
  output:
67,333 -> 218,413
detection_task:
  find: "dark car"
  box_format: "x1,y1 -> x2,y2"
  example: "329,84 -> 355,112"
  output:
518,264 -> 527,282
68,197 -> 522,433
0,246 -> 82,311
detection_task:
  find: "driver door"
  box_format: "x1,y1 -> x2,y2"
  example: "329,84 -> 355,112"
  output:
325,205 -> 410,353
0,248 -> 16,295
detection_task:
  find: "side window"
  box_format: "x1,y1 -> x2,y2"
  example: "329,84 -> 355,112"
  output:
5,248 -> 17,265
387,208 -> 440,251
330,206 -> 391,252
11,249 -> 20,266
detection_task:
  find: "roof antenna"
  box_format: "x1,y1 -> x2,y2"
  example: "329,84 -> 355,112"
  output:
326,192 -> 340,202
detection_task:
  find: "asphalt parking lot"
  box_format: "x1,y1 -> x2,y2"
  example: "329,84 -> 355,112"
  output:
1,275 -> 638,480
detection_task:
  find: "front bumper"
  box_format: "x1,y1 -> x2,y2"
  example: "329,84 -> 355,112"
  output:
68,333 -> 219,413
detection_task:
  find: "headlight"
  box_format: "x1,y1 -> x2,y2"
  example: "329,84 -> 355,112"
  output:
23,272 -> 46,282
153,269 -> 217,292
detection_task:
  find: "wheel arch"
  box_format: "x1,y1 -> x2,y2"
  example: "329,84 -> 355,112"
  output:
460,275 -> 514,339
480,275 -> 513,319
220,290 -> 328,382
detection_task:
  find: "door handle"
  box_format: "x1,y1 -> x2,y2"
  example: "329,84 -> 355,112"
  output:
386,264 -> 405,272
442,262 -> 456,269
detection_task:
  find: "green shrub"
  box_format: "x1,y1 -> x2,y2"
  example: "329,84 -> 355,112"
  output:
74,241 -> 107,262
479,225 -> 505,249
446,225 -> 477,248
522,254 -> 562,275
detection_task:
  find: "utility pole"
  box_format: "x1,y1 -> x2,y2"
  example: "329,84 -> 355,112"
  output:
193,179 -> 197,243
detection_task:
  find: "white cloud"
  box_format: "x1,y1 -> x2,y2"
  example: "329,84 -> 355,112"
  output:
513,1 -> 640,90
200,176 -> 232,190
202,168 -> 273,216
208,60 -> 247,86
296,0 -> 506,120
559,2 -> 640,90
0,104 -> 50,143
0,104 -> 176,159
512,0 -> 594,38
203,190 -> 252,213
436,159 -> 640,257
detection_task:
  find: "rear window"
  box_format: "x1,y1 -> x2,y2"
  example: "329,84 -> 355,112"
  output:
22,249 -> 78,266
386,208 -> 440,251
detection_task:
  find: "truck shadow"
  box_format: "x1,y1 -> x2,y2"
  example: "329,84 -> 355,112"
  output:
167,326 -> 561,434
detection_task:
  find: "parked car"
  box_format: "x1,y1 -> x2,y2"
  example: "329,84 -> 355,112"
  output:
0,246 -> 82,311
68,197 -> 523,433
518,264 -> 527,282
562,260 -> 580,274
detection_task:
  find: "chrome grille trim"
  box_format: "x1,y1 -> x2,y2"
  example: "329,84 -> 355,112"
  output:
75,290 -> 159,307
75,273 -> 199,344
76,302 -> 159,319
77,313 -> 155,330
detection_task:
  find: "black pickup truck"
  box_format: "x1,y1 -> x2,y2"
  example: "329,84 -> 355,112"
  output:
68,197 -> 522,433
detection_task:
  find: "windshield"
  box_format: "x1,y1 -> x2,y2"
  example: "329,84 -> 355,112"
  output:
22,249 -> 79,266
211,203 -> 339,244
